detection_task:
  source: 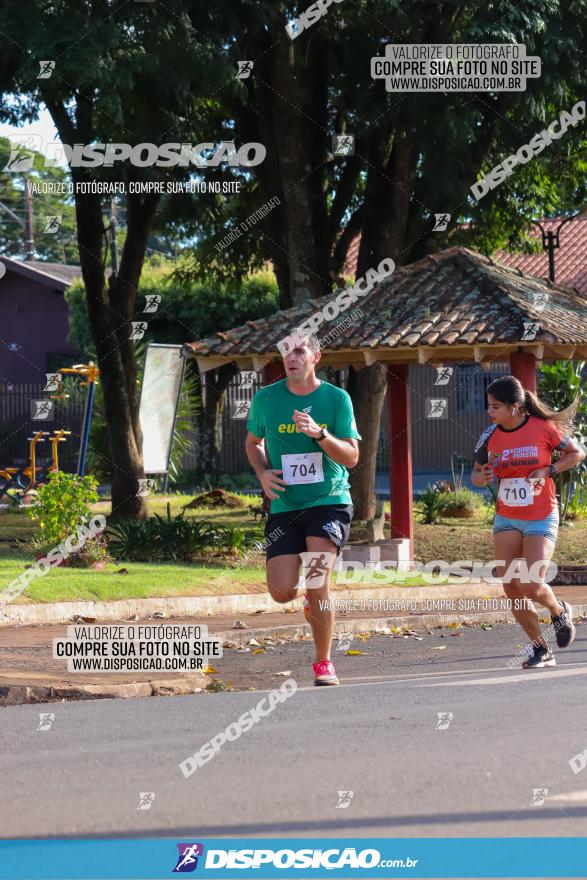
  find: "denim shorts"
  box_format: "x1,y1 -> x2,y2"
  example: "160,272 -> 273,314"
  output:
493,509 -> 559,544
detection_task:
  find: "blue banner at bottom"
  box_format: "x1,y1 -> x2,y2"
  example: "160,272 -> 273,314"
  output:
0,838 -> 585,879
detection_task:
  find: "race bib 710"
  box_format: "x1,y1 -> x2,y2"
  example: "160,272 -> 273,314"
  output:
498,477 -> 534,507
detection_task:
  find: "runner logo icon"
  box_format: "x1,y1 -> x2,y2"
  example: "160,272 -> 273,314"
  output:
173,843 -> 204,872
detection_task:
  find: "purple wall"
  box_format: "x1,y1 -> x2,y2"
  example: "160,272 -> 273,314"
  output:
0,270 -> 79,384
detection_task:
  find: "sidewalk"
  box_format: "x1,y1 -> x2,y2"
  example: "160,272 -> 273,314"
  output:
2,586 -> 586,705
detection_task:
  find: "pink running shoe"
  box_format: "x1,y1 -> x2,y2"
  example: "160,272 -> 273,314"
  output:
313,659 -> 339,687
303,594 -> 311,623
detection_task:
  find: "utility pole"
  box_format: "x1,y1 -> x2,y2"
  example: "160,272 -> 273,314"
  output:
23,179 -> 35,260
0,182 -> 36,259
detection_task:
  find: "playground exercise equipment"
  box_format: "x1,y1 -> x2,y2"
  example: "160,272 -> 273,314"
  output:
0,429 -> 71,501
48,362 -> 99,477
0,362 -> 99,504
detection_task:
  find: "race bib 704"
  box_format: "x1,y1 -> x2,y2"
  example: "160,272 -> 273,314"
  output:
281,452 -> 324,485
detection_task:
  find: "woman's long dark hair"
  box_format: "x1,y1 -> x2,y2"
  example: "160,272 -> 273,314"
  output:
486,375 -> 578,435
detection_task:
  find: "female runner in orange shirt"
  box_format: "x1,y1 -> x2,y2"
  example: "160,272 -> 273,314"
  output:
472,375 -> 585,668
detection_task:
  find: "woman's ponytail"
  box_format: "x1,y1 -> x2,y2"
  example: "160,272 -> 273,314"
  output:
523,389 -> 578,434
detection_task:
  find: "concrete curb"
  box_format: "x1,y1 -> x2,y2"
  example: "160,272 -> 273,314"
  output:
0,674 -> 208,706
0,582 -> 505,627
216,606 -> 587,646
3,605 -> 586,705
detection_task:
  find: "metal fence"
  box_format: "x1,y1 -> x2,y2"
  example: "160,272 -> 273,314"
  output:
0,364 -> 509,480
0,382 -> 84,474
181,362 -> 509,475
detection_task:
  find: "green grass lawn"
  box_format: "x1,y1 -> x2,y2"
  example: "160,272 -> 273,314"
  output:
1,492 -> 585,604
0,554 -> 268,603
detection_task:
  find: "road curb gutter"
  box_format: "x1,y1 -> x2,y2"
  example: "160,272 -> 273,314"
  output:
0,674 -> 207,706
0,582 -> 506,627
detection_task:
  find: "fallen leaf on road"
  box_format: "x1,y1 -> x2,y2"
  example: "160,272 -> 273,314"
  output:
273,671 -> 292,676
204,665 -> 218,674
252,648 -> 266,654
283,607 -> 296,613
206,679 -> 232,692
481,624 -> 493,631
446,622 -> 461,629
233,620 -> 248,629
248,638 -> 261,646
451,632 -> 462,637
346,649 -> 365,655
431,646 -> 447,650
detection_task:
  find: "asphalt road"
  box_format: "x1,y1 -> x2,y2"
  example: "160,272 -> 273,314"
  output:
2,623 -> 587,840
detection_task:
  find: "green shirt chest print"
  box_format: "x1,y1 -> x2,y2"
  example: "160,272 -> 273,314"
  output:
247,380 -> 362,513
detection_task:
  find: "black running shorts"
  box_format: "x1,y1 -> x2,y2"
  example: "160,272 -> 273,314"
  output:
264,504 -> 354,560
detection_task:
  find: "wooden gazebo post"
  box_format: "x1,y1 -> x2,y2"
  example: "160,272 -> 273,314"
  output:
387,364 -> 414,560
510,351 -> 538,393
263,362 -> 285,385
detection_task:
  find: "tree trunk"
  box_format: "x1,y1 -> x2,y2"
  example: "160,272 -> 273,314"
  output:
72,176 -> 159,519
347,363 -> 388,520
348,135 -> 418,519
246,30 -> 328,309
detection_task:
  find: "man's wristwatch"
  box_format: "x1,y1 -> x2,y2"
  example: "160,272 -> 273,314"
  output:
315,428 -> 327,442
549,463 -> 558,479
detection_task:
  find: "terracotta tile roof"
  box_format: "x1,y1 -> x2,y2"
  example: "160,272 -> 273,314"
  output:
344,215 -> 587,295
182,247 -> 587,365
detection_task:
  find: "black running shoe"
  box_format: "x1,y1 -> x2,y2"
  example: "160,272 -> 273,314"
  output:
551,600 -> 576,649
522,644 -> 556,669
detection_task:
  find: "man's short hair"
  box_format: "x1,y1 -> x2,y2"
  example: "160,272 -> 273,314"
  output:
277,329 -> 322,358
302,333 -> 321,355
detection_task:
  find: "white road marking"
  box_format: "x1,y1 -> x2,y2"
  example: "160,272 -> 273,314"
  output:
417,665 -> 587,687
549,791 -> 587,803
340,661 -> 585,688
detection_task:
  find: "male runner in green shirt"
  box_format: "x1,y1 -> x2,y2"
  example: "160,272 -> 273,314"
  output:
246,334 -> 361,686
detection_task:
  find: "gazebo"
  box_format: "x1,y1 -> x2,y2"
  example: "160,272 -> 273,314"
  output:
182,247 -> 587,558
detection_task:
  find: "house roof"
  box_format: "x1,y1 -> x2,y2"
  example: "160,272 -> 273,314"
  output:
344,215 -> 587,296
0,257 -> 82,291
183,247 -> 587,372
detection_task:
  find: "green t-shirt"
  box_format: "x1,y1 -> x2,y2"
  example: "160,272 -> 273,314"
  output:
247,379 -> 361,513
